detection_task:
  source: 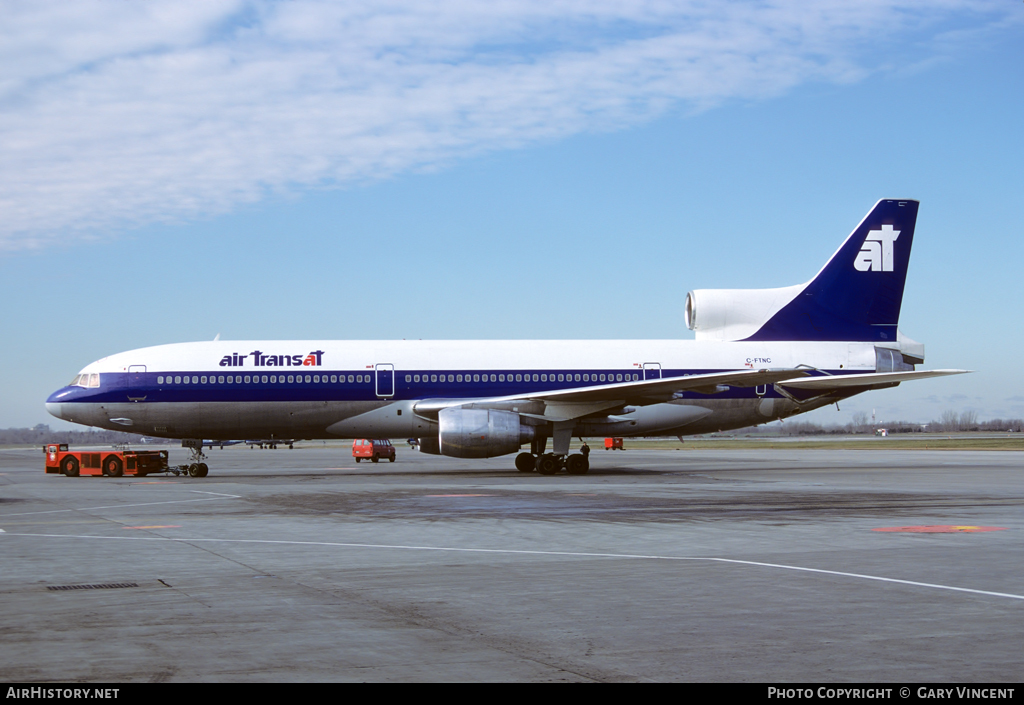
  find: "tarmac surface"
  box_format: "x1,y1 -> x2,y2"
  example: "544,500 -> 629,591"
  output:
1,443 -> 1021,682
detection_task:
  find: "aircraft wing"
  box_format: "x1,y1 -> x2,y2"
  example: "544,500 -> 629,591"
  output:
522,368 -> 810,403
778,369 -> 970,390
413,368 -> 811,420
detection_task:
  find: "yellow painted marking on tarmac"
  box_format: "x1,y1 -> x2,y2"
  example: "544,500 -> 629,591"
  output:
873,525 -> 1008,533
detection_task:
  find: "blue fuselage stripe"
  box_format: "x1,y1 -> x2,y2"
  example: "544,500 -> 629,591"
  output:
50,368 -> 821,404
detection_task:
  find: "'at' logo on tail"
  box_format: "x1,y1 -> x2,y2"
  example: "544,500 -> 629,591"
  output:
854,224 -> 900,272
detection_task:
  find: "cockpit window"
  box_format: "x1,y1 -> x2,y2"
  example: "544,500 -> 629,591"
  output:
69,373 -> 99,388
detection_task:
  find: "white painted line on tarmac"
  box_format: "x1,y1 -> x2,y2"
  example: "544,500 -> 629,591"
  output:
2,531 -> 1022,602
0,490 -> 241,517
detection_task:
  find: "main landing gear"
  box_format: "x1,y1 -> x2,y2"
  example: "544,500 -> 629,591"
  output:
514,452 -> 590,475
515,429 -> 590,475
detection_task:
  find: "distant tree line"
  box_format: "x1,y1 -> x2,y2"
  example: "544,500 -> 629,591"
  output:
733,411 -> 1022,437
0,424 -> 149,446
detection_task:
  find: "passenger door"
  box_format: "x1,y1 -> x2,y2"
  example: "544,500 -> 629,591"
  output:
375,363 -> 395,398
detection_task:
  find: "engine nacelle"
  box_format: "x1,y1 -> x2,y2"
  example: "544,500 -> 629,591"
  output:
437,408 -> 534,459
685,284 -> 803,341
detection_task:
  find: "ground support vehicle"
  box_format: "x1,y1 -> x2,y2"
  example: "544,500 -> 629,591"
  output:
44,443 -> 170,477
43,443 -> 209,478
605,437 -> 624,450
352,439 -> 396,463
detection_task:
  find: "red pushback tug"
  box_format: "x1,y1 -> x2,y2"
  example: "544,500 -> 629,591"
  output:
43,443 -> 171,477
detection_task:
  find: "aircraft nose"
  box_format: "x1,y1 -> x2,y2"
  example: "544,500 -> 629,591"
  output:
46,402 -> 64,420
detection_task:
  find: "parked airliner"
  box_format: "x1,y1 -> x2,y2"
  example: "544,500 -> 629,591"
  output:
46,199 -> 966,476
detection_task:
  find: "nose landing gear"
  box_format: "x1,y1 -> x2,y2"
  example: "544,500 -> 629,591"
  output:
177,439 -> 209,477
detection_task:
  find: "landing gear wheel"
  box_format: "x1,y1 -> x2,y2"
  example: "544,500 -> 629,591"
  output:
103,456 -> 123,477
188,463 -> 201,477
62,456 -> 79,477
566,454 -> 589,475
197,462 -> 209,478
515,452 -> 536,473
536,454 -> 560,475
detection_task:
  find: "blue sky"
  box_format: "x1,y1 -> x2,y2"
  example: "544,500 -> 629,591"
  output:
2,1 -> 1021,430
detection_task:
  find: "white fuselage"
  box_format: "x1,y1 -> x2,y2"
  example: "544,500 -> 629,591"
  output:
46,338 -> 875,443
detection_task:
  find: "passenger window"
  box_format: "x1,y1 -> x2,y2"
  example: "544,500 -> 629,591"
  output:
305,375 -> 311,383
244,376 -> 251,383
201,376 -> 208,384
262,375 -> 268,383
157,376 -> 164,384
331,375 -> 337,383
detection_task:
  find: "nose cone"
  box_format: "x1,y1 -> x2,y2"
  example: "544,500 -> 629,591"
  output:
46,386 -> 77,420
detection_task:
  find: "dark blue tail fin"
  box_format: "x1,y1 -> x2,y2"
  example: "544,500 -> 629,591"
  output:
745,199 -> 918,342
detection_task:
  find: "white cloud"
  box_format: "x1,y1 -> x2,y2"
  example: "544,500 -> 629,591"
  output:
0,0 -> 1015,249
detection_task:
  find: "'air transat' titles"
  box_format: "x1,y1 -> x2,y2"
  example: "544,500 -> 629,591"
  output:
218,350 -> 325,367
